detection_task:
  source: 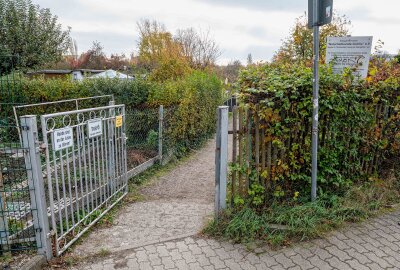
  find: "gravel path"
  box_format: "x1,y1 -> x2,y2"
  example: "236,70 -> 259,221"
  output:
72,138 -> 217,257
140,140 -> 216,204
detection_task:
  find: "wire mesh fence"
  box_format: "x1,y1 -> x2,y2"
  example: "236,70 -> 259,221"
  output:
0,123 -> 43,253
1,56 -> 42,254
125,107 -> 160,171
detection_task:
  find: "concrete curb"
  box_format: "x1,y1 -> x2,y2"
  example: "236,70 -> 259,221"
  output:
20,255 -> 47,270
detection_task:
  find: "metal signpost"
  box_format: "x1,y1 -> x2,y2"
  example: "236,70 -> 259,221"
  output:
308,0 -> 333,201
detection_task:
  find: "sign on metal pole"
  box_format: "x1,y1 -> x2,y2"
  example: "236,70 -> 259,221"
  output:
308,0 -> 333,28
309,0 -> 333,201
326,36 -> 373,78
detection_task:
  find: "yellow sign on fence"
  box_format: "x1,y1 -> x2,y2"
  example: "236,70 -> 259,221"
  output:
115,115 -> 123,128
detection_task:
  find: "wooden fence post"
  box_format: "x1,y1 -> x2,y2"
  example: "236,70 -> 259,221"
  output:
231,107 -> 237,206
158,105 -> 164,163
215,106 -> 228,219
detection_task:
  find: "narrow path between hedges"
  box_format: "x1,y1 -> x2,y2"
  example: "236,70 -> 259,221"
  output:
71,137 -> 218,258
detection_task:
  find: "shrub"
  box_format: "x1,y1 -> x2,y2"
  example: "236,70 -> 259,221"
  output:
149,70 -> 223,155
2,71 -> 223,156
237,61 -> 399,200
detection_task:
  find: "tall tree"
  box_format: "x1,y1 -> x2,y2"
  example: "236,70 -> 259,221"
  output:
83,41 -> 107,69
247,53 -> 253,65
0,0 -> 71,70
273,13 -> 351,66
137,19 -> 190,81
175,27 -> 221,69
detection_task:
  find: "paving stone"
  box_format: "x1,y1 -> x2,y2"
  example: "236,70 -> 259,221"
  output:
327,235 -> 351,250
259,255 -> 279,267
346,259 -> 370,270
326,256 -> 351,270
363,252 -> 393,269
209,256 -> 226,269
273,253 -> 295,269
345,248 -> 371,265
161,256 -> 175,269
325,245 -> 351,261
223,258 -> 242,270
308,255 -> 333,269
290,254 -> 313,270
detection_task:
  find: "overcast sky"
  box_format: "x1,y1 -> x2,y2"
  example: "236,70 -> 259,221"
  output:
33,0 -> 400,65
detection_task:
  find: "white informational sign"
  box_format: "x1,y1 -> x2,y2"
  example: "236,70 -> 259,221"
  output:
53,127 -> 73,151
325,36 -> 373,78
87,119 -> 103,138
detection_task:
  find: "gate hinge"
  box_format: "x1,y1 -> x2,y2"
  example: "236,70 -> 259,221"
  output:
39,142 -> 47,150
47,230 -> 56,238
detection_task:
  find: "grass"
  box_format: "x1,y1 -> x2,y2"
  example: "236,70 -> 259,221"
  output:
204,173 -> 400,248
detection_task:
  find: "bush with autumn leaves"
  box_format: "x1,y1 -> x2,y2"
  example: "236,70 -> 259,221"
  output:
237,57 -> 400,201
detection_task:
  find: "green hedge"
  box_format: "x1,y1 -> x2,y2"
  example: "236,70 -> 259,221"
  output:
238,61 -> 399,200
148,71 -> 223,155
1,71 -> 223,155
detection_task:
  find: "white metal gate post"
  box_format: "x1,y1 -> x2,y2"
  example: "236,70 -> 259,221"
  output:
215,106 -> 228,219
20,115 -> 52,260
158,105 -> 164,163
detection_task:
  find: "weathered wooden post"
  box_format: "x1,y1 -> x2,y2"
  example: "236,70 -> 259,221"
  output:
215,106 -> 228,219
158,105 -> 164,164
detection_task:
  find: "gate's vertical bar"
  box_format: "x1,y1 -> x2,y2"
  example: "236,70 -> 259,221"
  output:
122,105 -> 128,192
108,101 -> 116,195
215,106 -> 228,219
158,105 -> 164,164
20,115 -> 52,260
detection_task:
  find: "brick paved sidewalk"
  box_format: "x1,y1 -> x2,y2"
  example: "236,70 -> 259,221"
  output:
73,210 -> 400,270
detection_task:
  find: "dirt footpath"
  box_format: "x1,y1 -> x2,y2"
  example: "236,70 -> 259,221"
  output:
72,139 -> 217,257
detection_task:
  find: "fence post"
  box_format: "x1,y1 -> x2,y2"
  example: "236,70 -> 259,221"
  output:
215,106 -> 229,219
159,105 -> 164,164
20,115 -> 52,260
0,171 -> 10,254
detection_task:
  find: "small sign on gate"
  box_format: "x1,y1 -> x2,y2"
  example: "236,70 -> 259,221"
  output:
115,115 -> 123,128
53,127 -> 73,151
87,119 -> 103,138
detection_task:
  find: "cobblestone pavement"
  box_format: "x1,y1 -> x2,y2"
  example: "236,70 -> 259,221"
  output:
72,210 -> 400,270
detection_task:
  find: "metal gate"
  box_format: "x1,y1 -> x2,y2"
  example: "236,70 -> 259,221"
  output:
21,103 -> 127,256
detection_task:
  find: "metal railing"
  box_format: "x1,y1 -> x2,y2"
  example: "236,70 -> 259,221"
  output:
13,95 -> 114,143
